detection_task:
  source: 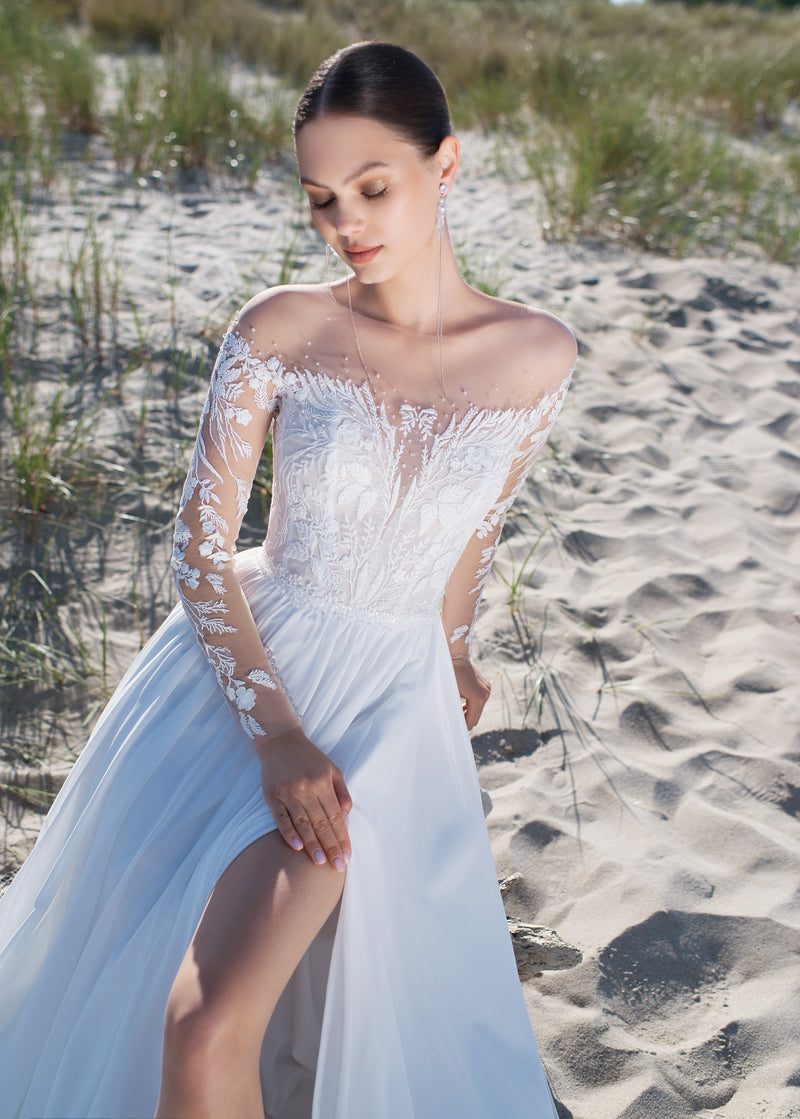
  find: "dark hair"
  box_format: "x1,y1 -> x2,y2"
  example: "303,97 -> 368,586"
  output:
293,42 -> 452,159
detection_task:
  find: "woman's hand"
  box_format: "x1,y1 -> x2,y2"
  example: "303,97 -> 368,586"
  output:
257,727 -> 352,871
451,657 -> 491,731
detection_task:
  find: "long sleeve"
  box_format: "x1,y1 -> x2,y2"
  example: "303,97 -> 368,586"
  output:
441,370 -> 573,661
170,322 -> 302,744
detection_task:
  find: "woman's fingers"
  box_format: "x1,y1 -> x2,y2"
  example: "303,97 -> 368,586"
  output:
452,659 -> 491,731
332,768 -> 353,816
464,696 -> 482,731
322,784 -> 352,862
266,775 -> 351,870
312,793 -> 351,869
459,684 -> 479,728
270,798 -> 306,855
259,730 -> 352,871
284,795 -> 328,865
462,696 -> 475,731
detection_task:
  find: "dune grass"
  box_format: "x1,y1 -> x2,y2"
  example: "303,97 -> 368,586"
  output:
1,0 -> 799,763
0,0 -> 99,184
1,371 -> 98,540
107,40 -> 291,182
0,565 -> 101,760
0,182 -> 181,759
0,0 -> 796,260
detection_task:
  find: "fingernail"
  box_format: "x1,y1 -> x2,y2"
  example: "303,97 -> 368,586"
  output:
313,849 -> 326,865
332,856 -> 345,872
342,850 -> 351,865
290,837 -> 303,851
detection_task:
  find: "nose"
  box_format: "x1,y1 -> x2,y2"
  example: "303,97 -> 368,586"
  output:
333,199 -> 366,239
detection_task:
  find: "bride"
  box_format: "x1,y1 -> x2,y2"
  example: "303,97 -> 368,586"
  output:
0,41 -> 576,1119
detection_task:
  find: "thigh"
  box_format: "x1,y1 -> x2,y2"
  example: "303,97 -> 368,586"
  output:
167,829 -> 346,1038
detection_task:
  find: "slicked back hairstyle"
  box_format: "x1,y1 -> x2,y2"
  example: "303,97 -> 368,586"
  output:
293,41 -> 452,158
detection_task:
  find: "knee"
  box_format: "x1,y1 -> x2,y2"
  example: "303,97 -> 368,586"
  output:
162,990 -> 244,1083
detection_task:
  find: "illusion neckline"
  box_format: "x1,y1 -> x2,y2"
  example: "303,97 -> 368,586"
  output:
261,345 -> 574,428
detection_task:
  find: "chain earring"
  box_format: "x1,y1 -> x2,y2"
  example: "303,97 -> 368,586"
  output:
436,183 -> 448,241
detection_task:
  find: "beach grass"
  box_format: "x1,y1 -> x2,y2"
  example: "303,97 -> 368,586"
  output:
0,0 -> 795,260
2,0 -> 800,759
0,185 -> 176,756
107,39 -> 292,181
2,372 -> 95,539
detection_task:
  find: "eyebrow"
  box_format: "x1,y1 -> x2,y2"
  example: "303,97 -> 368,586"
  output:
300,160 -> 390,189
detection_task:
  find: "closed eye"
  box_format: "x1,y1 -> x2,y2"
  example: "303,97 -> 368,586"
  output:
309,185 -> 388,211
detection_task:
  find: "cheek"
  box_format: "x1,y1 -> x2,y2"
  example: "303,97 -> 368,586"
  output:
384,192 -> 434,244
310,209 -> 333,244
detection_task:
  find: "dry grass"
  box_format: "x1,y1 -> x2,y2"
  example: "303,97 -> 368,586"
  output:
3,0 -> 796,259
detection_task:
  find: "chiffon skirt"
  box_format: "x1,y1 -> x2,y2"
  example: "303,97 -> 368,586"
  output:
0,548 -> 558,1118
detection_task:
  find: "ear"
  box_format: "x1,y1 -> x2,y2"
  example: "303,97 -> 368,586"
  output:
437,134 -> 460,193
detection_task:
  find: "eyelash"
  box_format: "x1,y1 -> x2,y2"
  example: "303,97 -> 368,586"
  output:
311,186 -> 388,211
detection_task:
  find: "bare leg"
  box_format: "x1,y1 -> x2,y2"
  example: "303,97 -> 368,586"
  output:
155,829 -> 345,1119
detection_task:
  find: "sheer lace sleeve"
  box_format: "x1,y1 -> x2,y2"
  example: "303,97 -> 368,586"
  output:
170,319 -> 302,744
440,370 -> 573,662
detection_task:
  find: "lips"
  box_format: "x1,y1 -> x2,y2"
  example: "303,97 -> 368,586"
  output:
343,245 -> 382,264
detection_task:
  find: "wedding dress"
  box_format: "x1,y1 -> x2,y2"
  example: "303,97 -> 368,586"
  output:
0,284 -> 572,1119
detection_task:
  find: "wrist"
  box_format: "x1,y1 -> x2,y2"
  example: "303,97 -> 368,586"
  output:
255,721 -> 304,761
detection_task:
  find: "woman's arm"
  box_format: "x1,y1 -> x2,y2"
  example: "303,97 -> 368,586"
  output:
171,316 -> 301,741
172,305 -> 351,869
441,364 -> 574,729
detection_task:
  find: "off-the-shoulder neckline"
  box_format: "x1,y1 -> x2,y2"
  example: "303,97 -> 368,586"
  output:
322,280 -> 567,345
225,329 -> 574,425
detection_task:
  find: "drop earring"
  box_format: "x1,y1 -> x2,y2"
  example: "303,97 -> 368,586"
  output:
434,183 -> 454,406
326,242 -> 343,274
436,183 -> 448,241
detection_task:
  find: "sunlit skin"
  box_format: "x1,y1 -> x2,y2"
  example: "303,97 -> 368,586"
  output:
296,114 -> 492,731
295,114 -> 467,333
156,112 -> 574,1118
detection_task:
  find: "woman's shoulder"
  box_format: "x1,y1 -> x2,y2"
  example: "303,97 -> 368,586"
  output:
465,290 -> 578,394
230,284 -> 333,355
473,293 -> 576,361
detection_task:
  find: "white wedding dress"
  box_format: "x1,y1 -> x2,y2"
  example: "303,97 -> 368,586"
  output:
0,285 -> 572,1119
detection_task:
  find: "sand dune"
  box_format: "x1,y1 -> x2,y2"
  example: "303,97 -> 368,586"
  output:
475,242 -> 800,1117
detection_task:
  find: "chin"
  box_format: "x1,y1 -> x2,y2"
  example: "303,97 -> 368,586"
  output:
349,259 -> 395,285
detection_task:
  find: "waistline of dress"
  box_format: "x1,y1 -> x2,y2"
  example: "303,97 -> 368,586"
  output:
257,550 -> 440,631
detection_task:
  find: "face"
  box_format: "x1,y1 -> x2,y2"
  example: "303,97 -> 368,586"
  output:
295,114 -> 456,284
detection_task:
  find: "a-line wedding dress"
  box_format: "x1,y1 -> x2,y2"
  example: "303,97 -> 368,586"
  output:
0,284 -> 572,1119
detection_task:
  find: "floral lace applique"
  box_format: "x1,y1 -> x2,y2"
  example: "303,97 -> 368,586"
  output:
172,316 -> 573,738
171,327 -> 301,743
441,367 -> 574,659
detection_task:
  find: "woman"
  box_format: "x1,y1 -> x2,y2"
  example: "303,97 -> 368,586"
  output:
0,42 -> 575,1119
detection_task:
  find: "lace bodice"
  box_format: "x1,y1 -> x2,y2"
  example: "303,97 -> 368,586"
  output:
171,286 -> 574,744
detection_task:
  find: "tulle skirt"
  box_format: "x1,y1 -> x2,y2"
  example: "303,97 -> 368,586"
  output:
0,547 -> 558,1118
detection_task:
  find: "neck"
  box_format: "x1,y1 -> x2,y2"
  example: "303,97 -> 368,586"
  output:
343,232 -> 465,334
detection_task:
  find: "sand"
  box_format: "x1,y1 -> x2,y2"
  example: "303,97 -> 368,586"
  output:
2,125 -> 799,1119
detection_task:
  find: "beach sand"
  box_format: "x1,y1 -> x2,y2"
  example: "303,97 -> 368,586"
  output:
2,129 -> 799,1118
